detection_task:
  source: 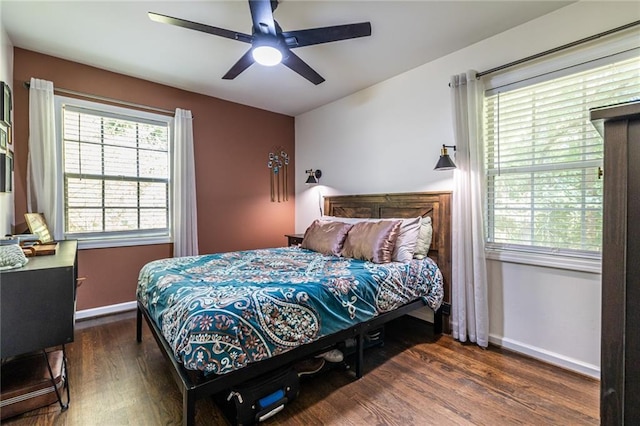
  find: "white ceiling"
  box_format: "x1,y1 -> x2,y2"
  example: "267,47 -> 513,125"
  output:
1,1 -> 572,116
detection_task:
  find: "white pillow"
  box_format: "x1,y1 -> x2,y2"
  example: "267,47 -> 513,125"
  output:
322,215 -> 422,262
413,216 -> 433,259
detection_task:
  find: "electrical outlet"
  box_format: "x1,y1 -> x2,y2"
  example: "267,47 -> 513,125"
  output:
441,302 -> 451,316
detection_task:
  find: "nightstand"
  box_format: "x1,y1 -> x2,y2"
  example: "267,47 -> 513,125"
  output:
285,234 -> 304,246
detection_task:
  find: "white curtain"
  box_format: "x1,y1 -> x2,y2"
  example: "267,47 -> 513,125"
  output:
27,78 -> 62,240
172,108 -> 199,257
450,71 -> 489,348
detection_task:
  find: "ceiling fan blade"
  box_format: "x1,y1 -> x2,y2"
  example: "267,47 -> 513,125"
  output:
281,50 -> 325,85
282,22 -> 371,48
149,12 -> 252,43
222,49 -> 255,80
248,0 -> 277,36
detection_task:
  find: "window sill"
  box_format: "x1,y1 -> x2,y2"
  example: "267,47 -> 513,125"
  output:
73,235 -> 171,250
485,248 -> 602,274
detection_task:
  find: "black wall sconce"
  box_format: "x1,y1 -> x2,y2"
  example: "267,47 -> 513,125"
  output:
305,169 -> 322,184
434,145 -> 457,170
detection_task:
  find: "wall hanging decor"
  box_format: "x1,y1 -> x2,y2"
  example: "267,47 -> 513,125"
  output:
4,150 -> 12,193
267,148 -> 289,202
0,123 -> 6,151
0,152 -> 5,193
0,82 -> 11,127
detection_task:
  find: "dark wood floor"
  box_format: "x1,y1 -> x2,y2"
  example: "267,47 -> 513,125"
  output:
2,311 -> 598,425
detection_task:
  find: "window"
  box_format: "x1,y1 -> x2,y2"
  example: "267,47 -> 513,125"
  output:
57,97 -> 172,248
484,56 -> 640,265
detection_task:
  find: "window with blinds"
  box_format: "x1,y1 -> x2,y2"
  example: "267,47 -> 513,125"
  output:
484,55 -> 640,256
61,104 -> 170,241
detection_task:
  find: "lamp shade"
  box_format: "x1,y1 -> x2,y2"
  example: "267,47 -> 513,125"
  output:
434,145 -> 457,170
434,154 -> 456,170
305,174 -> 317,184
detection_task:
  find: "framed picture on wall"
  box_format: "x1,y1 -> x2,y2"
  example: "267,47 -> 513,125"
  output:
0,152 -> 5,193
0,82 -> 11,127
5,150 -> 12,192
0,123 -> 6,151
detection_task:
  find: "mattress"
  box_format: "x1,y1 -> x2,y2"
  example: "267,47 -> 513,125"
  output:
137,246 -> 443,375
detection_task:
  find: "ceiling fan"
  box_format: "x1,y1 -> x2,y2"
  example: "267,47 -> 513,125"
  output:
149,0 -> 372,85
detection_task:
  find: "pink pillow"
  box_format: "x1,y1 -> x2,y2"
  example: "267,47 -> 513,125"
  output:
301,220 -> 353,256
323,215 -> 422,262
341,220 -> 402,263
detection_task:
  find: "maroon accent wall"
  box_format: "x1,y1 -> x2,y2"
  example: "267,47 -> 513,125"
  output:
12,48 -> 295,311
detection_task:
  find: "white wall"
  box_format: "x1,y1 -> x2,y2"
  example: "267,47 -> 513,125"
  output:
0,14 -> 14,237
295,1 -> 639,378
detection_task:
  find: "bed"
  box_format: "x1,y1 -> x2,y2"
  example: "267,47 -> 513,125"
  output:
136,191 -> 451,425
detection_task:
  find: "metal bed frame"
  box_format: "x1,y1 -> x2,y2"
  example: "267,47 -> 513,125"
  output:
137,301 -> 441,426
136,191 -> 452,425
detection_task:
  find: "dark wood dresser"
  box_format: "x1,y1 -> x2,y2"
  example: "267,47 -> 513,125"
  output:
591,102 -> 640,425
1,240 -> 78,359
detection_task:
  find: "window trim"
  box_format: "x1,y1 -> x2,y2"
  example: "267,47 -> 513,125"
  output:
77,234 -> 171,250
485,245 -> 601,274
55,95 -> 174,249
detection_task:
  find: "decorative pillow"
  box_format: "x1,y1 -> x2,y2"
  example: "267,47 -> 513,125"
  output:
301,220 -> 353,256
341,220 -> 401,264
0,244 -> 29,271
323,215 -> 422,262
391,216 -> 422,262
321,215 -> 367,226
413,216 -> 433,259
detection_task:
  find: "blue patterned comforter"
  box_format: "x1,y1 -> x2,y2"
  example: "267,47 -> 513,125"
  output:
137,247 -> 443,375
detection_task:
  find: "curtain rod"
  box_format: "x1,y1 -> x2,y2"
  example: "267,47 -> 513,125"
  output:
23,81 -> 175,116
476,20 -> 640,78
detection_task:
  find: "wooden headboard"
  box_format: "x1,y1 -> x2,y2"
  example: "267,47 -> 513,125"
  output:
324,192 -> 452,324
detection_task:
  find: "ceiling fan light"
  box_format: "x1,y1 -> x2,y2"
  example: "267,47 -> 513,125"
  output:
252,45 -> 282,66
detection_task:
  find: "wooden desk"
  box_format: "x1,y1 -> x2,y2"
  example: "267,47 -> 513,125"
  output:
1,240 -> 78,359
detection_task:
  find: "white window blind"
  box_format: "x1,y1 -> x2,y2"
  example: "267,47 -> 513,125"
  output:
61,104 -> 170,241
484,55 -> 640,256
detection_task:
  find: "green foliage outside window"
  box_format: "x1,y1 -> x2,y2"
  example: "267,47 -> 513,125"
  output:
485,56 -> 639,254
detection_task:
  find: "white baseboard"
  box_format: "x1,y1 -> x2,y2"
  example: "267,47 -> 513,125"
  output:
76,301 -> 137,320
489,334 -> 600,379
